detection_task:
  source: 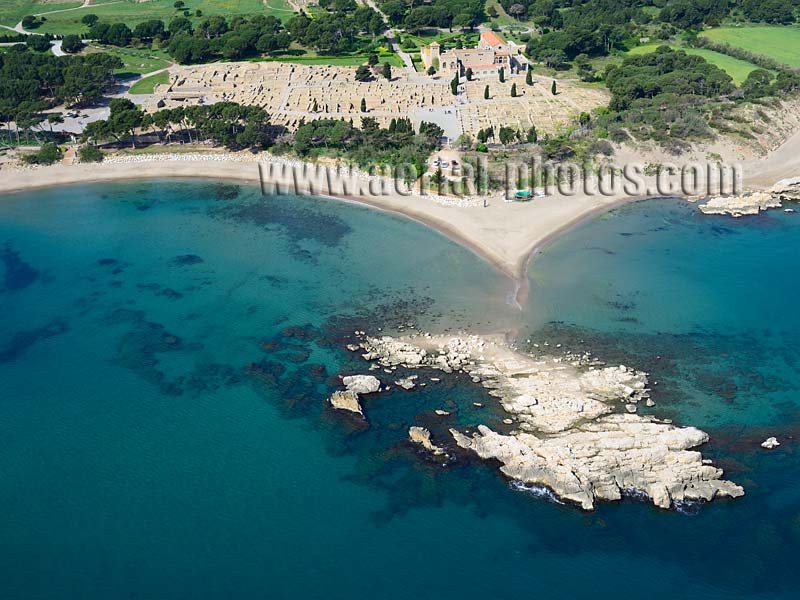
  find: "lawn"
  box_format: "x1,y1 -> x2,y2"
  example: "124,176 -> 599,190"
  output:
36,0 -> 294,36
128,70 -> 170,94
627,43 -> 766,85
0,1 -> 82,28
87,44 -> 172,77
701,26 -> 800,68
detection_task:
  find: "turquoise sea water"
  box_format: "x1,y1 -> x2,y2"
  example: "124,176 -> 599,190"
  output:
0,183 -> 798,599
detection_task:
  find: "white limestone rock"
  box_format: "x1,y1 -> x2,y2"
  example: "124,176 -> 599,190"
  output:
700,192 -> 781,217
409,426 -> 447,456
761,437 -> 780,449
328,390 -> 363,417
356,332 -> 744,510
395,375 -> 418,390
342,374 -> 381,395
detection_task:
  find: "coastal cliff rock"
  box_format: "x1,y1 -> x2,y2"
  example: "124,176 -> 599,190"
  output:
354,334 -> 744,510
700,192 -> 781,217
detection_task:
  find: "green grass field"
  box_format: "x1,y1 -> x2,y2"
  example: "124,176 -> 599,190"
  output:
128,70 -> 170,94
88,44 -> 172,77
35,0 -> 293,36
0,1 -> 82,28
627,43 -> 766,84
701,26 -> 800,68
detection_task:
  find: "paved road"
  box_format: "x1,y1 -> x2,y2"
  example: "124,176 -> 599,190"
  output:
362,0 -> 415,72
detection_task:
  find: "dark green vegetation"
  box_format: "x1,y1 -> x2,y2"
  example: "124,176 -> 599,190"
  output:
521,1 -> 800,70
278,117 -> 443,173
80,99 -> 444,173
72,3 -> 388,64
0,46 -> 121,145
83,98 -> 275,150
379,0 -> 485,32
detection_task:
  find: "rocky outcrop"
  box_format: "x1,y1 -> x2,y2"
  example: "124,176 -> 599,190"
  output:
700,192 -> 781,217
699,179 -> 800,217
355,333 -> 744,510
761,437 -> 780,449
328,390 -> 363,416
409,426 -> 447,456
328,374 -> 381,417
342,374 -> 380,394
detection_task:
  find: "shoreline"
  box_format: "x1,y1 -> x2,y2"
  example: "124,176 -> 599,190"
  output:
1,151 -> 793,301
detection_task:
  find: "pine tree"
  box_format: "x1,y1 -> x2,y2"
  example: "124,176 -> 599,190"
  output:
360,97 -> 367,112
499,67 -> 505,83
382,62 -> 392,81
527,125 -> 537,144
511,83 -> 517,97
551,80 -> 557,95
466,67 -> 473,81
312,98 -> 318,112
484,85 -> 489,100
526,69 -> 533,86
451,74 -> 459,95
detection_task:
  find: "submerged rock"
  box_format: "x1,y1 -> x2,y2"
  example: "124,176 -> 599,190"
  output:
761,437 -> 780,449
356,333 -> 744,511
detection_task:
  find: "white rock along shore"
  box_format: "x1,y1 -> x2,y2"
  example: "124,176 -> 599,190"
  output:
355,333 -> 744,511
700,177 -> 800,216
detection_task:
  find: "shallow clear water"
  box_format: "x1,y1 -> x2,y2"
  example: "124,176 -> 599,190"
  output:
1,185 -> 798,599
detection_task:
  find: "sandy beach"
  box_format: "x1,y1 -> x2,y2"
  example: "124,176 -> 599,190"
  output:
0,156 -> 632,286
2,134 -> 799,298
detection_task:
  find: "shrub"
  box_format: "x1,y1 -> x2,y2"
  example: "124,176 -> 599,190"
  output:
22,143 -> 62,165
78,145 -> 104,163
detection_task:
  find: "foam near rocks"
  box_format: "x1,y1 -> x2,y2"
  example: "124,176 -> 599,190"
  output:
355,333 -> 744,510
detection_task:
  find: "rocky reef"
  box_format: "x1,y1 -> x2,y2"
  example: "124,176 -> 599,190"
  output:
700,178 -> 800,217
328,374 -> 381,417
353,333 -> 744,510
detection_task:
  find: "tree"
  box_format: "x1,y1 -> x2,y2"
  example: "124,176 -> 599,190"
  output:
78,144 -> 104,163
23,143 -> 61,165
499,66 -> 505,83
455,133 -> 473,150
382,62 -> 392,80
510,83 -> 517,97
526,125 -> 537,143
61,34 -> 84,54
484,85 -> 489,99
508,4 -> 527,20
450,73 -> 459,95
526,69 -> 533,85
466,67 -> 473,81
81,14 -> 99,27
551,80 -> 557,95
368,53 -> 378,66
360,97 -> 367,112
427,66 -> 436,76
355,65 -> 372,81
174,1 -> 185,8
105,23 -> 133,46
498,126 -> 517,145
27,36 -> 51,53
579,111 -> 590,127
